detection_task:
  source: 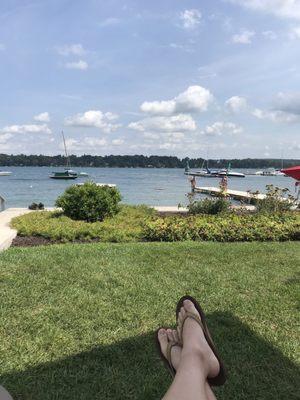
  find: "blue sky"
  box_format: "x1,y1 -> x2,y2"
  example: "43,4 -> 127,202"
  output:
0,0 -> 300,158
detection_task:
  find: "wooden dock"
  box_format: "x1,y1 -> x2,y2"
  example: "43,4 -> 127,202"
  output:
194,186 -> 267,202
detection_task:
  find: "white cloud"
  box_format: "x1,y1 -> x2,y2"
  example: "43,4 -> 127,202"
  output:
56,44 -> 86,56
34,112 -> 50,122
180,9 -> 202,29
64,60 -> 88,70
83,137 -> 107,146
169,43 -> 194,53
166,132 -> 185,142
225,96 -> 248,113
289,25 -> 300,39
143,132 -> 160,140
0,133 -> 12,143
112,138 -> 124,145
61,137 -> 107,153
140,85 -> 213,115
227,1 -> 300,21
99,17 -> 121,27
128,114 -> 197,133
262,30 -> 278,40
141,100 -> 176,115
1,124 -> 51,135
275,91 -> 300,115
232,30 -> 255,44
201,121 -> 243,136
65,110 -> 121,133
252,108 -> 299,123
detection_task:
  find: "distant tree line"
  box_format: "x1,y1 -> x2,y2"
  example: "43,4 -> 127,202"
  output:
0,153 -> 298,169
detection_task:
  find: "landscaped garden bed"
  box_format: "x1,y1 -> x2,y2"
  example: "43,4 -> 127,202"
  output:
11,183 -> 300,245
11,207 -> 300,244
11,205 -> 156,244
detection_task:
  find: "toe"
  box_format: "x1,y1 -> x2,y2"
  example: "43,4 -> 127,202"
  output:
172,329 -> 178,343
183,299 -> 199,317
167,329 -> 173,342
181,307 -> 186,320
158,329 -> 168,357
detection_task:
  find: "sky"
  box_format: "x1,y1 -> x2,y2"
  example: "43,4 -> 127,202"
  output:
0,0 -> 300,159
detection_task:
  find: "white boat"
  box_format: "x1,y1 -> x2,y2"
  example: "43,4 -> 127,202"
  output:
218,169 -> 245,178
79,172 -> 89,177
256,168 -> 286,176
0,171 -> 12,176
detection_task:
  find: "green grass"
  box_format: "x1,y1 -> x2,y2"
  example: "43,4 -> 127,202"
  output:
11,205 -> 156,242
0,242 -> 299,399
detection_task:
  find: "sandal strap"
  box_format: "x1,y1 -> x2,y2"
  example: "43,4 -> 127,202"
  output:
166,341 -> 178,377
178,311 -> 204,344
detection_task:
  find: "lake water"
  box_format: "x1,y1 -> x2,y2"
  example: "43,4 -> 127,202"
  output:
0,167 -> 296,208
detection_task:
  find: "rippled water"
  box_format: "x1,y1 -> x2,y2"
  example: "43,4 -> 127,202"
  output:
0,167 -> 296,208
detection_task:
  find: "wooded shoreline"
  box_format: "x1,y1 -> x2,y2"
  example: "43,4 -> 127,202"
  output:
0,154 -> 299,169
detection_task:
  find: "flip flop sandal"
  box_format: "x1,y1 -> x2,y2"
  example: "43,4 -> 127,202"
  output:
176,295 -> 227,386
155,328 -> 181,377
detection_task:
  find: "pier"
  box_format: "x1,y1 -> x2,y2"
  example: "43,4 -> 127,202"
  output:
194,186 -> 267,202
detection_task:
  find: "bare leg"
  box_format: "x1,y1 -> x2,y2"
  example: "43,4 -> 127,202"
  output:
158,300 -> 220,400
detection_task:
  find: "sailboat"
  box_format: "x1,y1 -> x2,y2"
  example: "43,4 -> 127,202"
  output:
50,131 -> 78,179
185,160 -> 245,178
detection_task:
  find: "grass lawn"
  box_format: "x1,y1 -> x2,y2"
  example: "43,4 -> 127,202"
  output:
0,242 -> 299,399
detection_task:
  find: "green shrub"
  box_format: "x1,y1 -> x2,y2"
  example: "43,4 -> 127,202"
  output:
142,213 -> 300,242
188,198 -> 230,215
55,182 -> 122,222
11,205 -> 156,242
254,185 -> 296,214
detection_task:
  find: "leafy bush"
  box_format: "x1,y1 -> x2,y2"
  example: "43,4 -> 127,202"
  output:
253,185 -> 296,214
188,198 -> 230,215
143,213 -> 300,242
55,182 -> 122,222
11,205 -> 156,242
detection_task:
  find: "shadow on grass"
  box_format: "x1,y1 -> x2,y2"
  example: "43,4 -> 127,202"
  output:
1,312 -> 299,400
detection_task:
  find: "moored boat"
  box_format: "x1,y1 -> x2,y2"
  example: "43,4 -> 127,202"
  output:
0,171 -> 12,176
50,169 -> 78,179
256,168 -> 285,176
218,169 -> 245,178
50,131 -> 79,180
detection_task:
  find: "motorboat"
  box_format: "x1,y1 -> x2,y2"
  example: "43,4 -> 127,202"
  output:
218,169 -> 245,178
0,171 -> 12,176
50,169 -> 78,179
257,168 -> 286,176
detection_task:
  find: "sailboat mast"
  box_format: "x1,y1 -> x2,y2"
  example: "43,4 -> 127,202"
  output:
61,131 -> 70,169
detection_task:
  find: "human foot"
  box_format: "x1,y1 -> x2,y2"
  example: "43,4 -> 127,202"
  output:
177,299 -> 220,379
157,328 -> 182,372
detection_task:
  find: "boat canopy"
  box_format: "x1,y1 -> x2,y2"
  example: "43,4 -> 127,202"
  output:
281,166 -> 300,181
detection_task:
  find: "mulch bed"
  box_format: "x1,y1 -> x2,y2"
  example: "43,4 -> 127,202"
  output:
12,236 -> 100,247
